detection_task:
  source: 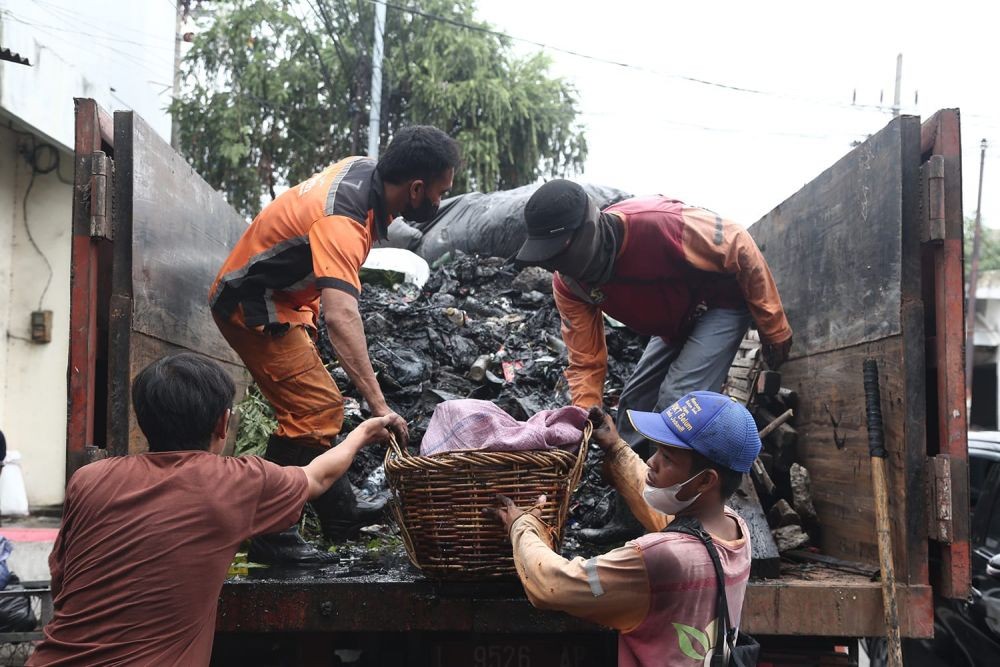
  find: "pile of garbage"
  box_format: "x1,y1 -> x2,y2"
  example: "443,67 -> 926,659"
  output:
316,252 -> 647,542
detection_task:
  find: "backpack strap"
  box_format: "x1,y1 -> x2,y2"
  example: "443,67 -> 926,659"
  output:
664,516 -> 734,665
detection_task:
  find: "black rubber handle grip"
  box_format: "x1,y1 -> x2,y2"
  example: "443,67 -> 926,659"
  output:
863,358 -> 887,458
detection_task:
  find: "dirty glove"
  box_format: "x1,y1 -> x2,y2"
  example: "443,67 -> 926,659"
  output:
586,407 -> 620,452
762,336 -> 793,370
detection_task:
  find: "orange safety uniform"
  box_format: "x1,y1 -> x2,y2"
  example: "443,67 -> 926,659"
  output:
210,157 -> 392,448
553,196 -> 792,408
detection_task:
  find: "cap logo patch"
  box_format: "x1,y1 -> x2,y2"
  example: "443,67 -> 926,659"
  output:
665,397 -> 702,432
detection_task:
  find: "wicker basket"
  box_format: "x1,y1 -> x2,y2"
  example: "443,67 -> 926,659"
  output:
384,423 -> 591,580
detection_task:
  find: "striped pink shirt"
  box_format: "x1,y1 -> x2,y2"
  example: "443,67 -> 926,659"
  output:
620,509 -> 750,666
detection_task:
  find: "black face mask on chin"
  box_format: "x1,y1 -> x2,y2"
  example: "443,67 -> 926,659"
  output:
402,196 -> 440,224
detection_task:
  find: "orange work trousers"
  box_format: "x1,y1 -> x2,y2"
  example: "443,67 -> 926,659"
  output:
214,312 -> 344,449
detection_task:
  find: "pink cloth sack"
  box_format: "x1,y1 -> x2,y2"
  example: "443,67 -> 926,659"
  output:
420,399 -> 587,457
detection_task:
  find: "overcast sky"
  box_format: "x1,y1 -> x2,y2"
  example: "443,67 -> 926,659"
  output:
474,0 -> 998,227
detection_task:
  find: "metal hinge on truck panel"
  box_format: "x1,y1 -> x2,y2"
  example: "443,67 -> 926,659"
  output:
88,151 -> 113,240
926,454 -> 954,543
924,155 -> 947,242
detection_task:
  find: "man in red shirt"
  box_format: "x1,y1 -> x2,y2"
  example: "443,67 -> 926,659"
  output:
28,353 -> 392,666
211,126 -> 459,563
515,180 -> 791,542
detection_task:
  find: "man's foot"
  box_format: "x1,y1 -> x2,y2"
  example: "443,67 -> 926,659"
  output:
312,476 -> 388,542
248,527 -> 337,565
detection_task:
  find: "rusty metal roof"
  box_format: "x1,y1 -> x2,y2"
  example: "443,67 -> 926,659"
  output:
0,47 -> 30,66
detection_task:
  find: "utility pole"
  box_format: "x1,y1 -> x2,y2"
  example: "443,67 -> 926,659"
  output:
366,0 -> 387,159
170,1 -> 187,150
966,138 -> 989,409
892,53 -> 902,118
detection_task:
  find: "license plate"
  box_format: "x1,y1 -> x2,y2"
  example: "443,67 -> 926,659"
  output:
431,636 -> 609,667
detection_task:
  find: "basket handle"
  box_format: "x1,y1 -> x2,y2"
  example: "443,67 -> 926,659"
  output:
573,419 -> 593,474
387,432 -> 409,459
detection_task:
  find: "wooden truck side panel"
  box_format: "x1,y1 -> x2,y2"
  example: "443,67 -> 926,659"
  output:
747,115 -> 928,585
107,111 -> 250,457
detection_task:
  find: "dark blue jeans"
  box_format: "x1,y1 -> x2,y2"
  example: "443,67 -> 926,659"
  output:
616,307 -> 752,456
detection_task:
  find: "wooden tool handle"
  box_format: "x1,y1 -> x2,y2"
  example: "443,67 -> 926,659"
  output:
863,358 -> 903,667
863,359 -> 888,459
758,408 -> 793,440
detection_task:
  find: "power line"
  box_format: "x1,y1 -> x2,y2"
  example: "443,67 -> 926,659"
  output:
29,0 -> 177,45
580,110 -> 876,143
364,0 -> 897,115
1,11 -> 172,79
6,8 -> 173,54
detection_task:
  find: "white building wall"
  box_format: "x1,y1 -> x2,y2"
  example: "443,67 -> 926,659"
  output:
0,0 -> 176,507
0,0 -> 176,148
0,124 -> 72,506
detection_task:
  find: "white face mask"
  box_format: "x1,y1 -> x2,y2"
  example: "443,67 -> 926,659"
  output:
643,472 -> 704,515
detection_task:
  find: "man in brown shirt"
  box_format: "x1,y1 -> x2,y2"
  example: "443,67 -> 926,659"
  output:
28,353 -> 392,666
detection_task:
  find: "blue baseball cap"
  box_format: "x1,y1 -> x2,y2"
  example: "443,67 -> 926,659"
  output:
626,391 -> 761,473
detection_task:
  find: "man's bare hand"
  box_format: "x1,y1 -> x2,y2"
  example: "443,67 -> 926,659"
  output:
489,494 -> 546,534
358,416 -> 393,445
587,407 -> 620,451
371,407 -> 409,447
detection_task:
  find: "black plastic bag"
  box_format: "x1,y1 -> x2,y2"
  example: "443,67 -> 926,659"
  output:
0,574 -> 38,633
380,183 -> 632,263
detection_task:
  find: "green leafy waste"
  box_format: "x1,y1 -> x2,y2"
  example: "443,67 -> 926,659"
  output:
232,383 -> 407,564
234,383 -> 276,457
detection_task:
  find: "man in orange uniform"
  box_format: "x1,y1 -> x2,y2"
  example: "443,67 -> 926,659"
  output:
211,126 -> 460,564
515,180 -> 791,542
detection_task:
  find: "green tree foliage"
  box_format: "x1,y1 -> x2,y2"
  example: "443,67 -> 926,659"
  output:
965,215 -> 1000,276
172,0 -> 587,216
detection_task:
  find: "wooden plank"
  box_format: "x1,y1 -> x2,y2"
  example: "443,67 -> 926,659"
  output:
123,112 -> 246,366
67,98 -> 112,475
727,386 -> 750,403
745,115 -> 928,598
112,112 -> 252,456
741,579 -> 933,638
920,109 -> 970,600
748,117 -> 914,358
216,575 -> 933,638
127,333 -> 249,455
899,114 -> 928,583
727,365 -> 756,381
727,476 -> 780,579
108,112 -> 135,457
723,377 -> 753,394
777,337 -> 915,581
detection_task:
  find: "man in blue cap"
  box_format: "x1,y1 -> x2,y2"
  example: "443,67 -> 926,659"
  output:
494,391 -> 758,666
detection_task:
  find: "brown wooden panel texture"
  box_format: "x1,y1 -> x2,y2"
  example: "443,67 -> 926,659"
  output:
747,115 -> 927,585
778,337 -> 922,581
748,117 -> 919,358
121,112 -> 246,365
127,333 -> 249,455
111,111 -> 250,456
